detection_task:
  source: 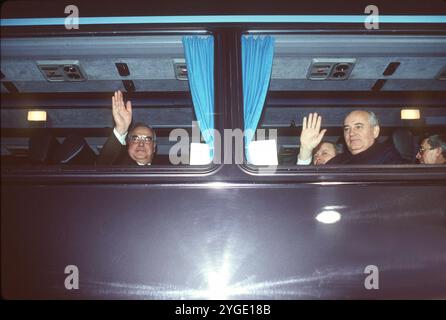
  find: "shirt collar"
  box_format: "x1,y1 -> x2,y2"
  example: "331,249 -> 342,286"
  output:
136,162 -> 151,166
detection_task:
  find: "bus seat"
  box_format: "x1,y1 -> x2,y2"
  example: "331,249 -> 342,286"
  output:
392,128 -> 416,163
28,130 -> 60,164
51,134 -> 97,165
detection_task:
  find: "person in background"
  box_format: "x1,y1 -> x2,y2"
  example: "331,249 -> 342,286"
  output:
416,134 -> 446,164
312,141 -> 341,165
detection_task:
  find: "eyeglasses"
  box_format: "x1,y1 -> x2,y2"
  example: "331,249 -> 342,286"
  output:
418,146 -> 433,155
128,135 -> 154,144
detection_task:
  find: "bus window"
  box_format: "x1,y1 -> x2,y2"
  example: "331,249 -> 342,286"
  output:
240,34 -> 446,169
1,35 -> 217,168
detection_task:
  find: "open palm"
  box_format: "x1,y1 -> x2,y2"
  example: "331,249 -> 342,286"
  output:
112,90 -> 132,135
300,113 -> 326,150
298,113 -> 327,161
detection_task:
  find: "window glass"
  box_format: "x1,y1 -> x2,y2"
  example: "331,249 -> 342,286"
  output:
241,33 -> 446,168
1,35 -> 217,168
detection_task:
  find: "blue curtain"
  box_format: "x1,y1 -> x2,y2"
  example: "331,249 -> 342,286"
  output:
242,35 -> 275,159
182,36 -> 214,159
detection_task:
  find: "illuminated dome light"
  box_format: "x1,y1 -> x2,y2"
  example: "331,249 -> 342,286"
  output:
315,210 -> 341,224
401,109 -> 420,120
27,110 -> 47,121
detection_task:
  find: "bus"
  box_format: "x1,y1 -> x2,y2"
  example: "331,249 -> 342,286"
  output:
1,0 -> 446,299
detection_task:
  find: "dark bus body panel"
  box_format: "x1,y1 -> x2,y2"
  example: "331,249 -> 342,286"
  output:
2,175 -> 446,299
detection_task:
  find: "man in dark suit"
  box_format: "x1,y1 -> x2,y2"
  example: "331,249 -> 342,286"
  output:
297,110 -> 404,165
97,90 -> 156,166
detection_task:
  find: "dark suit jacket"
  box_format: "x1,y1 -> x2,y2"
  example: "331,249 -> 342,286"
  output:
96,132 -> 156,166
327,139 -> 405,165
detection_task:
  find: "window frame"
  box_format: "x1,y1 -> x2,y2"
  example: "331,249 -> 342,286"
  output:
235,28 -> 446,181
1,24 -> 231,179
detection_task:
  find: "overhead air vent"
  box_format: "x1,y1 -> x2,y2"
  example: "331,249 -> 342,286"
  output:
437,66 -> 446,80
173,59 -> 188,80
122,80 -> 135,92
115,63 -> 130,77
371,79 -> 387,91
307,58 -> 356,80
383,62 -> 401,76
2,81 -> 19,93
37,60 -> 87,82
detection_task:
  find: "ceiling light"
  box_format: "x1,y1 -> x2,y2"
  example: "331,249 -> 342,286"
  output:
401,109 -> 420,120
27,110 -> 47,121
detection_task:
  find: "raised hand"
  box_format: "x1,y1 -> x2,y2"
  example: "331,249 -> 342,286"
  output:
298,113 -> 327,161
112,90 -> 132,135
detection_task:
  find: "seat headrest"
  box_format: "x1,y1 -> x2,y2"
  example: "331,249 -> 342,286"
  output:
28,131 -> 60,164
392,128 -> 415,163
51,134 -> 97,165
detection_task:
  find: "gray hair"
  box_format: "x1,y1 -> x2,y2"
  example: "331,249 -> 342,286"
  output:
346,110 -> 380,127
130,122 -> 157,143
367,111 -> 380,127
427,134 -> 446,157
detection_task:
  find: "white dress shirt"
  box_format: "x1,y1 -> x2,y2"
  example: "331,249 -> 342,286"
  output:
296,156 -> 312,165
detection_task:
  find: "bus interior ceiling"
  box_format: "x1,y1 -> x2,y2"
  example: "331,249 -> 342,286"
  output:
1,33 -> 446,165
